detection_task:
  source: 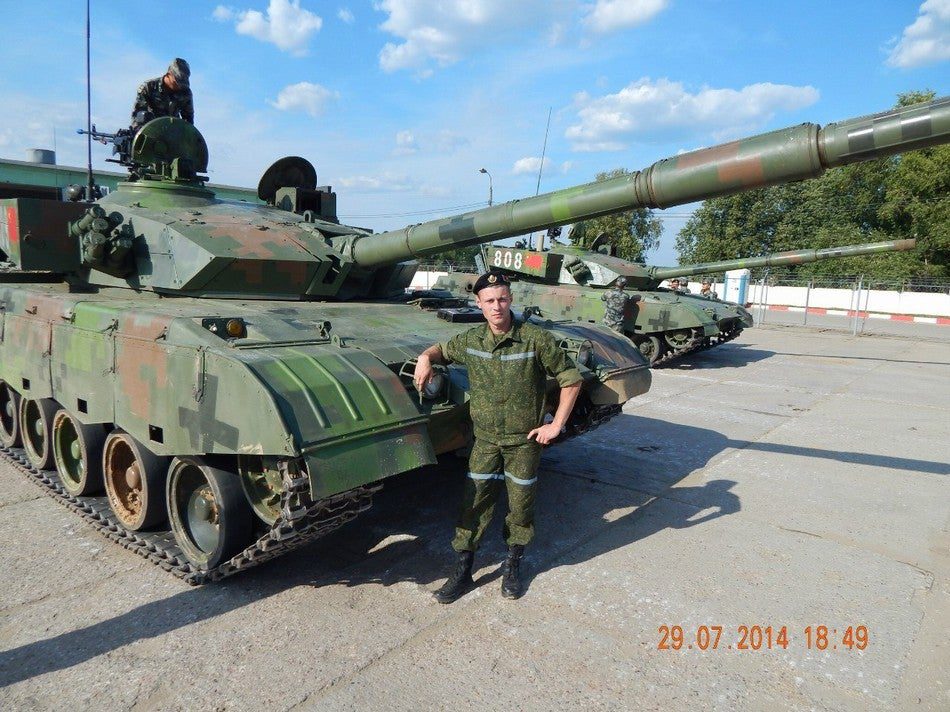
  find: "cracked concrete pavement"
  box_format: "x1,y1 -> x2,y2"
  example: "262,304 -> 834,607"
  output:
0,322 -> 947,710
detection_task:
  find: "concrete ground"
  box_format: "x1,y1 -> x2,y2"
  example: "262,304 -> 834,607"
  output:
0,323 -> 947,711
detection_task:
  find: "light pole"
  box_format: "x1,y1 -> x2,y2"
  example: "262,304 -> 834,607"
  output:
478,167 -> 493,207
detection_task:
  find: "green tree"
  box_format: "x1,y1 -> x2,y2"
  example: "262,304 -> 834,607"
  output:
675,91 -> 948,282
570,168 -> 662,261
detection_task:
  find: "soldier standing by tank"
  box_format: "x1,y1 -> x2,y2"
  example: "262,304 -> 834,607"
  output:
699,279 -> 713,297
131,58 -> 194,129
601,276 -> 631,333
414,270 -> 582,603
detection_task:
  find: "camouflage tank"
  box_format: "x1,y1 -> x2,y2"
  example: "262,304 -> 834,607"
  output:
0,117 -> 650,582
437,237 -> 917,365
0,94 -> 946,581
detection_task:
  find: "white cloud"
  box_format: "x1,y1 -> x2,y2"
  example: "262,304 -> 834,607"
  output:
269,82 -> 338,117
432,130 -> 469,153
338,173 -> 416,192
394,130 -> 418,155
391,128 -> 469,155
213,0 -> 323,56
886,0 -> 950,68
566,78 -> 820,151
512,156 -> 552,175
583,0 -> 668,34
375,0 -> 665,75
212,6 -> 235,21
338,7 -> 355,24
560,161 -> 573,174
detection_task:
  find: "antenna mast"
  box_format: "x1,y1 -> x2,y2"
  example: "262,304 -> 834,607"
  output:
85,0 -> 95,202
530,107 -> 552,250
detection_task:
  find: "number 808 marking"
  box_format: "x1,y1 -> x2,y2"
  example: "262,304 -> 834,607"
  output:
492,249 -> 523,270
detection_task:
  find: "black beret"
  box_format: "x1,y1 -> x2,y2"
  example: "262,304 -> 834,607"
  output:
473,270 -> 511,295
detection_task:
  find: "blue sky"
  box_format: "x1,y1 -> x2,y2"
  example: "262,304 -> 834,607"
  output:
1,0 -> 947,265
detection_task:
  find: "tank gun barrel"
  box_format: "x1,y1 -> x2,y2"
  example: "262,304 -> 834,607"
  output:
650,239 -> 917,280
344,97 -> 948,268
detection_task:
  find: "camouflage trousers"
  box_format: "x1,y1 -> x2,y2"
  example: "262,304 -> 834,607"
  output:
451,438 -> 542,552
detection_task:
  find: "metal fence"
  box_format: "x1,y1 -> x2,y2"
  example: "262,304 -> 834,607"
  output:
744,269 -> 950,295
748,272 -> 949,335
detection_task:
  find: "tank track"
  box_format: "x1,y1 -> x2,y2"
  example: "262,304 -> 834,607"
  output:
650,325 -> 744,366
699,325 -> 744,351
645,328 -> 706,368
0,445 -> 378,585
565,403 -> 622,437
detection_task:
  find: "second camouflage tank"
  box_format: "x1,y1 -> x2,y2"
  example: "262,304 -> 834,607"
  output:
436,238 -> 918,365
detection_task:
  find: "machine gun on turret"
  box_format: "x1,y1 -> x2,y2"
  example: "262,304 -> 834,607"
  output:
76,123 -> 135,167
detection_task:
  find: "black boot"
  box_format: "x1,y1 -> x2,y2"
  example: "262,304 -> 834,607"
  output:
501,545 -> 525,600
434,550 -> 475,604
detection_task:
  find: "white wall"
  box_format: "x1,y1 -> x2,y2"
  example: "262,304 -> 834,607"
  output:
745,283 -> 950,317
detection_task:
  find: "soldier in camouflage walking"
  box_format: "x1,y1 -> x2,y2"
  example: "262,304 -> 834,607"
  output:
131,58 -> 194,129
601,276 -> 631,333
414,270 -> 582,603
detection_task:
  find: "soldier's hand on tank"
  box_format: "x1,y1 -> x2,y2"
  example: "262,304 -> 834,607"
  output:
413,355 -> 434,391
527,423 -> 561,445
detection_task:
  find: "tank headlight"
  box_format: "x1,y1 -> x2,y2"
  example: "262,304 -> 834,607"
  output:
575,341 -> 593,368
226,319 -> 246,337
422,371 -> 446,399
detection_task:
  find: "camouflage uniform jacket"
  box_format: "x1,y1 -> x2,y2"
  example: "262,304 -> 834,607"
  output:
132,77 -> 194,125
601,287 -> 630,330
441,320 -> 582,446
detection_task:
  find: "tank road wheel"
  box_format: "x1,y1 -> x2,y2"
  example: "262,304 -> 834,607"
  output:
634,335 -> 664,365
167,457 -> 253,570
664,329 -> 694,353
19,398 -> 58,470
0,382 -> 22,448
238,455 -> 283,525
102,431 -> 169,530
52,411 -> 107,496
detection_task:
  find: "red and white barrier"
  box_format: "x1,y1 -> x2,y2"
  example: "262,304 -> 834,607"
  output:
761,304 -> 950,325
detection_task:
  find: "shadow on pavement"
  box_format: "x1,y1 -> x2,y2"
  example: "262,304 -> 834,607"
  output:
668,342 -> 774,370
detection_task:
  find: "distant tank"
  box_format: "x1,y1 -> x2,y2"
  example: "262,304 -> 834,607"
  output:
0,94 -> 946,581
0,117 -> 650,582
437,238 -> 917,365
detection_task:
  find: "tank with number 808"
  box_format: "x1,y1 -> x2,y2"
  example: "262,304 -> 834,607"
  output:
437,236 -> 918,367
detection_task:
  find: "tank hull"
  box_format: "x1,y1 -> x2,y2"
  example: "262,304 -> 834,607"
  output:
0,281 -> 650,486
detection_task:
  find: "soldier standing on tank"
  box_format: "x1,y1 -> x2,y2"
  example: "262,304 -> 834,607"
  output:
131,58 -> 194,129
601,276 -> 631,333
414,270 -> 582,603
